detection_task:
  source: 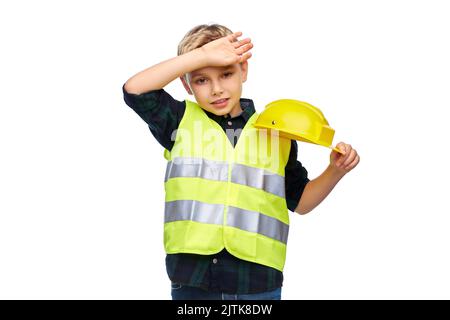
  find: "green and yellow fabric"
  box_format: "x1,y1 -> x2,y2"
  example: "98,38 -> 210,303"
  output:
163,100 -> 292,271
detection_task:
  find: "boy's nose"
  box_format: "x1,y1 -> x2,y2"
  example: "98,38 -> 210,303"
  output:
211,82 -> 224,96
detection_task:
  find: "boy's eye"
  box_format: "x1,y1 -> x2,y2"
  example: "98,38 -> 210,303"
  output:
194,73 -> 233,85
195,78 -> 206,84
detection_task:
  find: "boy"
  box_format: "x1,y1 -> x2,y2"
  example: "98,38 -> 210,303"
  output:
122,24 -> 360,300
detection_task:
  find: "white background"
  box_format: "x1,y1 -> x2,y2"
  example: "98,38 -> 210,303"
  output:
1,0 -> 449,299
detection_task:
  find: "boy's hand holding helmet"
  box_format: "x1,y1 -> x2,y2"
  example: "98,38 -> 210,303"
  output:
330,142 -> 360,174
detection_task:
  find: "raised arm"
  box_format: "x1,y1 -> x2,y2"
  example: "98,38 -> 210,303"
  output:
124,31 -> 252,94
124,48 -> 207,94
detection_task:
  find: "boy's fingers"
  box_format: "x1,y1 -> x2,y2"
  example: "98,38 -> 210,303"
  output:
338,143 -> 353,159
229,31 -> 243,41
236,43 -> 253,55
335,153 -> 345,166
336,142 -> 347,155
343,149 -> 356,167
239,52 -> 252,63
233,38 -> 251,48
344,154 -> 360,170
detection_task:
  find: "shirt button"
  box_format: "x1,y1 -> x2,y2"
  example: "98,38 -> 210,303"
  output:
227,121 -> 232,126
212,258 -> 218,264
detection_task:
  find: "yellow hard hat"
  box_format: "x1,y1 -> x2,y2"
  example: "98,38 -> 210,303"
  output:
254,99 -> 344,154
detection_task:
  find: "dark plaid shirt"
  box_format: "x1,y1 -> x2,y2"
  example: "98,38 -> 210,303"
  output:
122,84 -> 310,294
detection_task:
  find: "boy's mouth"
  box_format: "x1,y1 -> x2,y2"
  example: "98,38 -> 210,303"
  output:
211,98 -> 230,107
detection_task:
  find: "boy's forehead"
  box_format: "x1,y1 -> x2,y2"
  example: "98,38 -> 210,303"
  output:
191,65 -> 236,77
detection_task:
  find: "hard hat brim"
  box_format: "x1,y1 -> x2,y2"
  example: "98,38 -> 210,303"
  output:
253,123 -> 345,154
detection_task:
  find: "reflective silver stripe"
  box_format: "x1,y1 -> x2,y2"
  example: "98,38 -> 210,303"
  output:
164,200 -> 224,225
165,157 -> 285,198
227,206 -> 289,244
231,163 -> 285,198
165,157 -> 229,182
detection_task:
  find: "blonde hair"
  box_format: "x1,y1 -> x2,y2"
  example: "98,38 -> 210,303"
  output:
177,23 -> 234,56
178,24 -> 235,83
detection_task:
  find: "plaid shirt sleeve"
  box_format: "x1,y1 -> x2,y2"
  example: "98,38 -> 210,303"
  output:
285,140 -> 310,212
122,84 -> 185,151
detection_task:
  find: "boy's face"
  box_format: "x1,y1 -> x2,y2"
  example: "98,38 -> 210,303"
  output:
180,62 -> 248,117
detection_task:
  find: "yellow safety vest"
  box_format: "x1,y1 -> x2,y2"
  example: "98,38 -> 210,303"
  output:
163,100 -> 291,271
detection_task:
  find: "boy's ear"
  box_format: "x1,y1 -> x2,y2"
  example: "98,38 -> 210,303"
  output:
240,61 -> 249,83
180,75 -> 193,95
